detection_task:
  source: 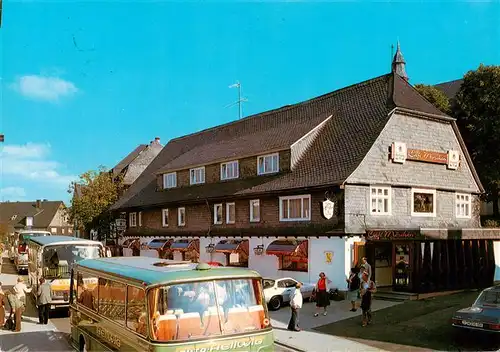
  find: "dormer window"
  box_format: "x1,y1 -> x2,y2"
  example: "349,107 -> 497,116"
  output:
190,167 -> 205,185
257,153 -> 279,175
221,161 -> 239,180
163,172 -> 177,189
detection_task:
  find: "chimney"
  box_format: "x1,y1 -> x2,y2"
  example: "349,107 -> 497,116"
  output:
154,137 -> 160,144
36,199 -> 41,208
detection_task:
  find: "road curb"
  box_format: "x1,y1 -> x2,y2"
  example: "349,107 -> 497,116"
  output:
275,340 -> 308,352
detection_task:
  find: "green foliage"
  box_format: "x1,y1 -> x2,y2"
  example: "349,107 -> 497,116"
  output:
67,166 -> 124,239
454,65 -> 500,213
483,219 -> 500,228
414,84 -> 451,114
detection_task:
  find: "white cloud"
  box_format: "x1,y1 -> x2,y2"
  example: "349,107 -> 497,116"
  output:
0,187 -> 26,200
1,143 -> 78,187
10,74 -> 78,102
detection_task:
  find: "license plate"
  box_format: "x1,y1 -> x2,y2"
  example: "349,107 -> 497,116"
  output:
462,320 -> 483,328
51,305 -> 55,309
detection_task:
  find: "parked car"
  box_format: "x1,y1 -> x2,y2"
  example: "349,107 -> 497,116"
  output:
207,261 -> 224,267
452,286 -> 500,333
263,277 -> 315,310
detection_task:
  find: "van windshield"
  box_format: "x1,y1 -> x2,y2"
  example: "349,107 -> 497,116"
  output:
43,244 -> 102,279
148,278 -> 269,342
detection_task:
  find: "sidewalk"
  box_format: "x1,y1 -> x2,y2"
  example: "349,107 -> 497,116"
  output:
270,299 -> 400,352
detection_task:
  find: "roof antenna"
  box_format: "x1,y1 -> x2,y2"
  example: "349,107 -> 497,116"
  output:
226,81 -> 248,120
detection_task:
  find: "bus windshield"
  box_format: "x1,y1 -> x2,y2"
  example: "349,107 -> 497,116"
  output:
148,278 -> 269,342
43,244 -> 102,279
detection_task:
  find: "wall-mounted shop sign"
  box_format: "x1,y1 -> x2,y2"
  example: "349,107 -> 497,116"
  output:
391,142 -> 460,170
365,230 -> 423,241
324,251 -> 333,264
321,199 -> 335,220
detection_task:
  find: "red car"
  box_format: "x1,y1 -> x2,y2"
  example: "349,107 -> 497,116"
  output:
207,261 -> 224,267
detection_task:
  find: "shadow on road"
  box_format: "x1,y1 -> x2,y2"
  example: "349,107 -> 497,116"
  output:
0,331 -> 71,351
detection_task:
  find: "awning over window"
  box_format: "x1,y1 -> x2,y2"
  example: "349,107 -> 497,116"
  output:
171,239 -> 200,252
214,239 -> 249,255
265,239 -> 308,257
147,239 -> 172,250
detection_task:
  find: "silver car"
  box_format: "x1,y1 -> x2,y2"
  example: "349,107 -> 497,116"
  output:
263,277 -> 315,310
452,286 -> 500,333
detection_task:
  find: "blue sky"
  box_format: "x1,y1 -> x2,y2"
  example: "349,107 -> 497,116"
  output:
0,1 -> 499,204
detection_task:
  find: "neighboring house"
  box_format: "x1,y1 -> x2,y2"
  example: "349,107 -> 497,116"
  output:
434,79 -> 500,216
111,45 -> 498,294
0,200 -> 73,236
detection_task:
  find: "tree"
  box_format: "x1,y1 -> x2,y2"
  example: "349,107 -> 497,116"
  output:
67,166 -> 124,240
454,65 -> 500,217
414,84 -> 451,114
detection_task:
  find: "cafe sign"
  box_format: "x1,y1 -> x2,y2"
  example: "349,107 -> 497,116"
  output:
365,230 -> 423,241
391,142 -> 460,170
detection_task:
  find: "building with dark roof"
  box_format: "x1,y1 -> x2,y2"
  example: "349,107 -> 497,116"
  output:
112,46 -> 497,294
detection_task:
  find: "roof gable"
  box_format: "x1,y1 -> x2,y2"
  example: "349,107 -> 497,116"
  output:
0,201 -> 64,228
111,144 -> 148,176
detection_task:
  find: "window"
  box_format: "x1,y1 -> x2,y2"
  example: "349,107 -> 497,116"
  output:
76,271 -> 98,312
98,278 -> 126,325
126,286 -> 147,336
221,160 -> 239,180
138,211 -> 142,227
129,212 -> 137,227
250,199 -> 260,222
162,209 -> 169,227
178,207 -> 186,226
279,257 -> 308,272
148,278 -> 268,342
257,153 -> 279,175
279,195 -> 311,221
226,203 -> 236,224
411,188 -> 436,217
163,172 -> 177,189
190,167 -> 205,185
214,204 -> 223,224
51,227 -> 57,234
62,228 -> 65,234
370,186 -> 391,215
456,193 -> 472,218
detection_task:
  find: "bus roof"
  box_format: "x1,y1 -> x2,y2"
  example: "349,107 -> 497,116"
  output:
18,230 -> 51,234
29,235 -> 102,246
76,256 -> 262,286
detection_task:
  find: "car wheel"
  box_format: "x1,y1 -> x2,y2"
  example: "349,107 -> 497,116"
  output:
269,296 -> 282,311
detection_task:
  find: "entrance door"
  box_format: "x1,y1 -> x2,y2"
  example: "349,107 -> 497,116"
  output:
393,243 -> 413,291
353,242 -> 366,268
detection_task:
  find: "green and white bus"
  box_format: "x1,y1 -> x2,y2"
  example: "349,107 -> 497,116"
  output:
69,256 -> 273,351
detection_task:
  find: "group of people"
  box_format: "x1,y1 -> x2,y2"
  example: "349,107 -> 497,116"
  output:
287,257 -> 377,332
0,277 -> 52,332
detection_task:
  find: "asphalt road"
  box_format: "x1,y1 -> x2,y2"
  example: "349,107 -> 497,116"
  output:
1,258 -> 294,352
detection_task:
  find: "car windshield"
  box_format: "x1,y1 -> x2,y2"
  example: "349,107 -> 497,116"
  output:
475,290 -> 500,307
263,279 -> 275,289
148,278 -> 269,342
19,232 -> 48,245
43,244 -> 102,279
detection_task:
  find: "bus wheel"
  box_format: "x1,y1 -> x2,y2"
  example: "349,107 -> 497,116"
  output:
79,336 -> 87,352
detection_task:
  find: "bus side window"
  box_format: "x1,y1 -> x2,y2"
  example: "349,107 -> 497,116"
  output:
77,272 -> 97,312
126,286 -> 147,336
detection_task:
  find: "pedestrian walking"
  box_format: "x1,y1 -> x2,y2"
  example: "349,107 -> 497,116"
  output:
287,282 -> 302,332
314,272 -> 331,316
12,276 -> 32,332
360,271 -> 377,327
37,278 -> 51,324
0,282 -> 5,327
346,267 -> 361,312
361,257 -> 372,280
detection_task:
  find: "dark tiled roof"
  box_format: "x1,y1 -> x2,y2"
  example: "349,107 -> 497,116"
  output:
113,72 -> 451,210
0,201 -> 64,228
111,145 -> 148,176
434,79 -> 463,100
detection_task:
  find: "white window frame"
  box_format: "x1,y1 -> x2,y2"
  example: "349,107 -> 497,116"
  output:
257,153 -> 279,175
226,203 -> 236,224
369,186 -> 392,215
51,227 -> 57,234
249,199 -> 260,222
411,188 -> 437,217
214,204 -> 223,225
162,209 -> 169,227
279,195 -> 311,222
163,172 -> 177,189
62,228 -> 65,234
178,207 -> 186,226
138,211 -> 142,227
221,160 -> 239,180
455,193 -> 472,219
129,212 -> 137,227
190,167 -> 206,185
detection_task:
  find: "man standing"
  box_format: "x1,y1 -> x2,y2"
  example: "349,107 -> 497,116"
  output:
287,282 -> 303,332
37,278 -> 51,325
361,257 -> 372,280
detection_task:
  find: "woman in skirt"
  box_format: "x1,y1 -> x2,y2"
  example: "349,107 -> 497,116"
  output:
314,272 -> 331,316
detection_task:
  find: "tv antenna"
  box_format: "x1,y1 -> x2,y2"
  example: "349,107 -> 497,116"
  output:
226,81 -> 248,119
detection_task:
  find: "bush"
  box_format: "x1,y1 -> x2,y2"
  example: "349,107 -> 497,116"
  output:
484,219 -> 500,228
